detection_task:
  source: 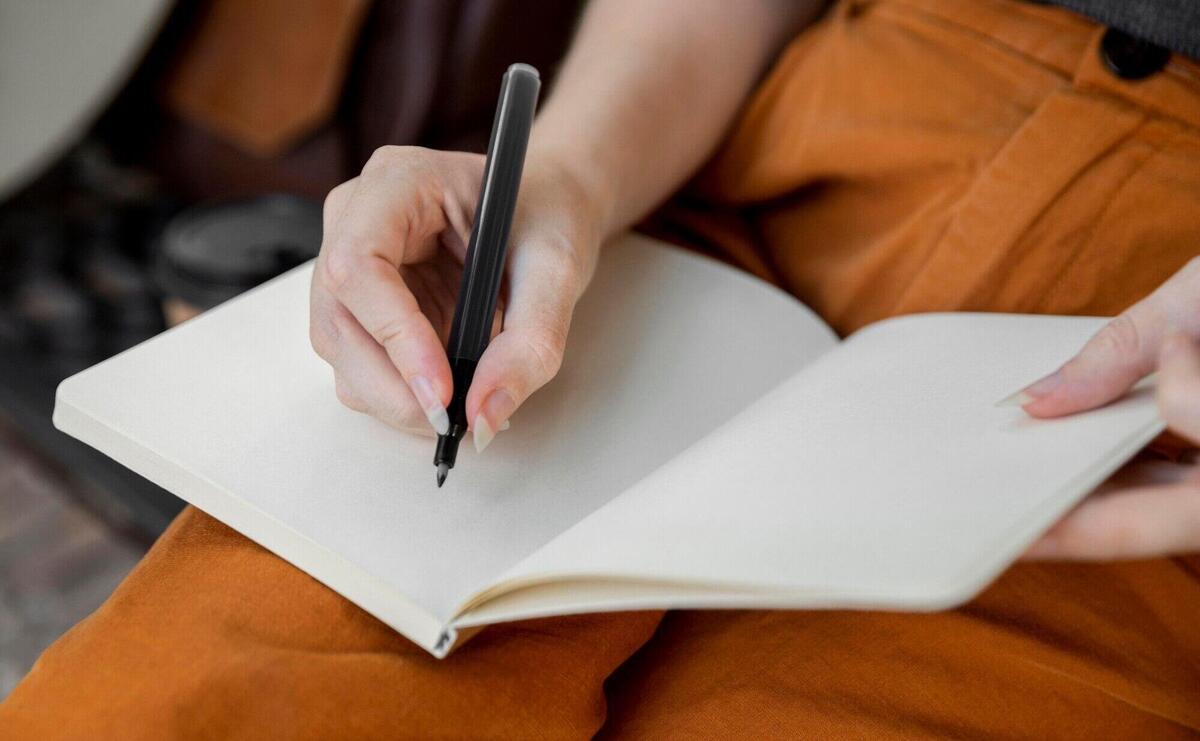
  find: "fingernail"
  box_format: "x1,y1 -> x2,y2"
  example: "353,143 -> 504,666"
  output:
474,390 -> 517,453
410,375 -> 449,435
995,389 -> 1034,407
998,369 -> 1064,407
1024,369 -> 1064,398
474,416 -> 496,453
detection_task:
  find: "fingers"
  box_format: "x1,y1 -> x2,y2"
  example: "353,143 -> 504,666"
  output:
310,275 -> 438,433
1017,313 -> 1159,417
1158,333 -> 1200,444
1022,477 -> 1200,560
1019,257 -> 1200,418
464,243 -> 590,452
316,147 -> 474,430
312,148 -> 600,446
1022,335 -> 1200,562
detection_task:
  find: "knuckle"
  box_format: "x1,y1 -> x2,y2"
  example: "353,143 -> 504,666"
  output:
308,299 -> 342,363
374,314 -> 414,354
310,307 -> 356,368
320,250 -> 358,295
521,327 -> 567,382
309,318 -> 335,361
363,145 -> 403,171
363,144 -> 428,173
546,252 -> 586,298
322,182 -> 353,225
533,239 -> 592,299
1093,314 -> 1144,360
334,377 -> 364,411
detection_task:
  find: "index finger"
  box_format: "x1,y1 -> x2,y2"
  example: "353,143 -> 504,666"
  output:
318,152 -> 456,412
1019,257 -> 1200,418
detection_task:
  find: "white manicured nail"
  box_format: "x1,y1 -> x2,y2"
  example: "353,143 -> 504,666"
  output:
995,390 -> 1034,407
474,415 -> 496,453
411,376 -> 449,435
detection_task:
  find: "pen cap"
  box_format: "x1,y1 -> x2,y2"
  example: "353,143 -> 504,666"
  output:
445,64 -> 541,362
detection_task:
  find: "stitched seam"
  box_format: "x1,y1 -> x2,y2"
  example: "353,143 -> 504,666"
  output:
1033,123 -> 1175,314
1017,654 -> 1200,732
888,95 -> 1126,312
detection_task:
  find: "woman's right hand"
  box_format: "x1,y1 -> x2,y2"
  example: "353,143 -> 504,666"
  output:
309,145 -> 605,451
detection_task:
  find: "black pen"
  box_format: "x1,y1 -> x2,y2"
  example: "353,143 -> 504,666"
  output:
435,63 -> 541,487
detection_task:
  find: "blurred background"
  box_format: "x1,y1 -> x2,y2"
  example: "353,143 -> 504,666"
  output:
0,0 -> 582,697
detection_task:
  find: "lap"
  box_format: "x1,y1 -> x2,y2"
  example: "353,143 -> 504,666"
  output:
4,507 -> 1198,739
0,507 -> 661,740
602,560 -> 1200,738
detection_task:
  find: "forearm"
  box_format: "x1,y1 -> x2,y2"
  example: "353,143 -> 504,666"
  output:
530,0 -> 824,240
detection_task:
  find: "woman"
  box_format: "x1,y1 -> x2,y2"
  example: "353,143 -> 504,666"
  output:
3,0 -> 1198,736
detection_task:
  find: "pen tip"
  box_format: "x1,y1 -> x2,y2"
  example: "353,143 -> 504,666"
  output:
436,463 -> 449,488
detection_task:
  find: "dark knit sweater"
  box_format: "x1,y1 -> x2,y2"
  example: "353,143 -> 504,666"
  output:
1049,0 -> 1200,58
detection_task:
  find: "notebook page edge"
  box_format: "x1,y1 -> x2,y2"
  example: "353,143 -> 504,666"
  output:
452,415 -> 1162,628
52,385 -> 450,655
463,313 -> 1158,616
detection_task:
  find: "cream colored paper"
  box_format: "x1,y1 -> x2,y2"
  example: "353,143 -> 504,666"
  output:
457,314 -> 1161,630
54,234 -> 835,655
54,234 -> 1161,657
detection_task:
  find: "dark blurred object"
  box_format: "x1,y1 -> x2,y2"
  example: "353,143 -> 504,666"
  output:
0,144 -> 184,539
0,144 -> 172,365
156,195 -> 322,325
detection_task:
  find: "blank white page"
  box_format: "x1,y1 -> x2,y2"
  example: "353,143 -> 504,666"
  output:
53,234 -> 837,652
473,313 -> 1162,624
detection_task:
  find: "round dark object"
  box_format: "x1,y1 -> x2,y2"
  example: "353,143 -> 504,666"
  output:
156,194 -> 322,311
1100,28 -> 1170,81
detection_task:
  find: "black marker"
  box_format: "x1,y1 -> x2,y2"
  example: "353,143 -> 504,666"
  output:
435,63 -> 540,487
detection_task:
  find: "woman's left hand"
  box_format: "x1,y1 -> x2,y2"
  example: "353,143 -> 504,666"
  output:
1015,258 -> 1200,560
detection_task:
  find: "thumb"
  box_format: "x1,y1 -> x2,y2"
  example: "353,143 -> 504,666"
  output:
464,247 -> 585,452
1018,313 -> 1161,418
1019,258 -> 1200,418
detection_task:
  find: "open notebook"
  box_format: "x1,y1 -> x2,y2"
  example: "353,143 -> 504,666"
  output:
54,234 -> 1163,658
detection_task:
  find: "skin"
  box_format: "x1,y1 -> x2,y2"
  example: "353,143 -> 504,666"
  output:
1019,258 -> 1200,560
310,0 -> 820,450
313,0 -> 1196,559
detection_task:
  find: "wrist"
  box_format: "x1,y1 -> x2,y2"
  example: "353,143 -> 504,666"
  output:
526,138 -> 619,246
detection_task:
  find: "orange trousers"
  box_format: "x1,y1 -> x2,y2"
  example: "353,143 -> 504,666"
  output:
4,1 -> 1200,737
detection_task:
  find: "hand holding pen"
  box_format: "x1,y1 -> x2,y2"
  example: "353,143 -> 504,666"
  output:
310,66 -> 603,467
435,64 -> 541,485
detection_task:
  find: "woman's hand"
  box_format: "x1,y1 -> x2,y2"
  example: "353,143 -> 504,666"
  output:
309,146 -> 603,451
1016,258 -> 1200,560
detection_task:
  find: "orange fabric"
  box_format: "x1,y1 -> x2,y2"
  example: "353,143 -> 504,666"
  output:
5,0 -> 1200,737
165,0 -> 370,156
0,508 -> 663,739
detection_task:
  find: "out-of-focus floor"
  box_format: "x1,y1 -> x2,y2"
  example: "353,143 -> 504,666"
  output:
0,425 -> 145,699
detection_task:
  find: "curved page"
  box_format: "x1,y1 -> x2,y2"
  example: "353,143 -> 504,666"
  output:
471,313 -> 1162,625
53,234 -> 838,652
